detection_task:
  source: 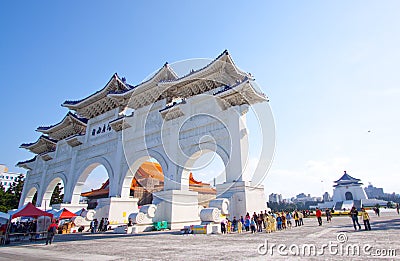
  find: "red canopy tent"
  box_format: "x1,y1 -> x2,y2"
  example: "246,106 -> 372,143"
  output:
54,208 -> 76,219
11,202 -> 53,219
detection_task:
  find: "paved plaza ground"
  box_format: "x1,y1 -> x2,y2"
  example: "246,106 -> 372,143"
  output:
0,210 -> 399,260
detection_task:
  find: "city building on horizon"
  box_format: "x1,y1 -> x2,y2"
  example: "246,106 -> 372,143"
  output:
269,193 -> 283,203
0,164 -> 24,191
292,193 -> 322,203
364,183 -> 385,199
322,192 -> 331,202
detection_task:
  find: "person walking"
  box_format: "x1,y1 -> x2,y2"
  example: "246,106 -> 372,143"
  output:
237,219 -> 242,233
315,208 -> 323,226
45,220 -> 58,245
294,211 -> 300,227
99,218 -> 104,233
90,220 -> 95,233
232,217 -> 237,232
263,210 -> 268,229
257,215 -> 263,232
250,218 -> 256,234
94,219 -> 99,233
276,214 -> 283,230
299,211 -> 304,226
240,216 -> 245,228
325,208 -> 331,223
361,208 -> 371,230
350,206 -> 362,230
220,219 -> 226,234
244,216 -> 250,232
396,203 -> 400,215
281,213 -> 286,229
267,214 -> 276,232
103,218 -> 109,231
286,212 -> 292,228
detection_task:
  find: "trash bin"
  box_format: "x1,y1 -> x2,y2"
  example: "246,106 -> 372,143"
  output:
153,221 -> 168,231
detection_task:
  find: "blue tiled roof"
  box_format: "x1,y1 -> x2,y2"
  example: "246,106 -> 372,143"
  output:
334,171 -> 361,183
20,135 -> 57,148
127,62 -> 176,91
16,156 -> 37,165
213,76 -> 250,96
159,50 -> 232,84
63,73 -> 132,106
37,112 -> 88,131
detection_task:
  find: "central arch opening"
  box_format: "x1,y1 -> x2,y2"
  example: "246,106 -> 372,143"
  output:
182,149 -> 226,206
190,151 -> 226,187
73,164 -> 109,208
122,157 -> 165,206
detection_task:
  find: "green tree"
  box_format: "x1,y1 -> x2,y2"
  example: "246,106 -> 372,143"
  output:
0,174 -> 25,211
32,192 -> 37,206
0,183 -> 8,212
13,174 -> 25,202
50,182 -> 64,205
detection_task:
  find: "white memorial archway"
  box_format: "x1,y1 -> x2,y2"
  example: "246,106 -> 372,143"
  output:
18,51 -> 273,227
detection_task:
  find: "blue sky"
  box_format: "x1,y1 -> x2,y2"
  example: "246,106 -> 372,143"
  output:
1,1 -> 399,198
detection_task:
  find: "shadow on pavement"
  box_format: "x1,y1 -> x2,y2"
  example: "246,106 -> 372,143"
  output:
3,230 -> 183,247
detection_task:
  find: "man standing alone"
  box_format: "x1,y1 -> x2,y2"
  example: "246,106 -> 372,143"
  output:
315,208 -> 323,226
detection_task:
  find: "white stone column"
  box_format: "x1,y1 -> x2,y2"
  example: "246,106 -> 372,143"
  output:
109,134 -> 123,197
64,149 -> 78,204
36,162 -> 49,208
19,170 -> 31,207
225,106 -> 249,182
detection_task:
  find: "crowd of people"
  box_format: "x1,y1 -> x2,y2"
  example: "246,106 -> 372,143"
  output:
89,217 -> 110,233
220,210 -> 310,234
219,205 -> 387,234
9,220 -> 40,240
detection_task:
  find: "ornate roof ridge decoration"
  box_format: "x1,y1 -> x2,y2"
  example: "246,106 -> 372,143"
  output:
20,135 -> 57,154
159,50 -> 252,86
36,112 -> 88,140
334,171 -> 362,183
16,156 -> 37,170
155,50 -> 255,102
133,62 -> 179,92
62,73 -> 132,119
108,63 -> 178,109
109,50 -> 256,110
214,77 -> 268,109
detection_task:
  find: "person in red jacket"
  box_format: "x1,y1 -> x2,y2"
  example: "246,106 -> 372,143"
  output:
315,208 -> 323,226
46,219 -> 58,245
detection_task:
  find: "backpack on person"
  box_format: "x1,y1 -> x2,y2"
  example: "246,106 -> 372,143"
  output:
48,225 -> 57,234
